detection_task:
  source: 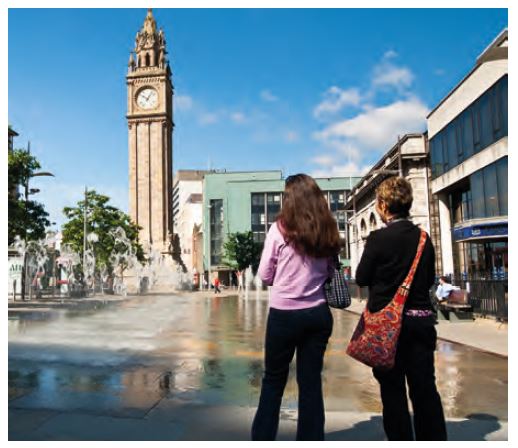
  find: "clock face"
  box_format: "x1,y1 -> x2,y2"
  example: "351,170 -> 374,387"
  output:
137,88 -> 158,110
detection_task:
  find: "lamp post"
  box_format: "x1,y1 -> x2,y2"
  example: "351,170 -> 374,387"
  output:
207,203 -> 212,291
21,141 -> 55,301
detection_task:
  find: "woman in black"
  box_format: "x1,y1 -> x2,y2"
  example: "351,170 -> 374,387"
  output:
355,177 -> 447,441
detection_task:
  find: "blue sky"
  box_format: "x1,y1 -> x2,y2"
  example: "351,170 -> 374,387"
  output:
8,8 -> 508,228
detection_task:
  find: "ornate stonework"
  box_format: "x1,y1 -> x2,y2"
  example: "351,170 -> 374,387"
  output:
126,9 -> 174,255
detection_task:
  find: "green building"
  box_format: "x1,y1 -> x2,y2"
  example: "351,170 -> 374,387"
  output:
202,170 -> 361,285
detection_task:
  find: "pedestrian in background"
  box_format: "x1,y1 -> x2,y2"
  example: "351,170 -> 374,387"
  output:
251,173 -> 340,441
435,276 -> 457,303
355,177 -> 447,441
213,276 -> 221,294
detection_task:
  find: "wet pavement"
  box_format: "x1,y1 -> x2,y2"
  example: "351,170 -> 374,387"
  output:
8,293 -> 508,440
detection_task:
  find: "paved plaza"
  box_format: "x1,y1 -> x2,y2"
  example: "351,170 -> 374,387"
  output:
8,292 -> 508,441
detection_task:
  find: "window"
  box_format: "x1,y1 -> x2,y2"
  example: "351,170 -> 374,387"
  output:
461,110 -> 474,159
430,137 -> 443,177
501,75 -> 508,136
369,213 -> 377,231
446,123 -> 458,168
209,199 -> 224,265
479,92 -> 493,150
483,163 -> 499,217
430,76 -> 508,179
471,171 -> 485,219
496,157 -> 508,216
266,193 -> 281,230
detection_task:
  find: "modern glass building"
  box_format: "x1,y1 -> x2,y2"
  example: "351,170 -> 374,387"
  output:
428,29 -> 508,279
202,170 -> 360,284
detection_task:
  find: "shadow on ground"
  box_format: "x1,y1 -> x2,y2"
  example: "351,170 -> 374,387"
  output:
326,413 -> 503,441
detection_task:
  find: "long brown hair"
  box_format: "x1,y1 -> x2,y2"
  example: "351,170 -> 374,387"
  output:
277,174 -> 341,258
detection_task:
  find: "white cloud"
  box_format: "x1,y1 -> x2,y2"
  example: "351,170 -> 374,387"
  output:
175,95 -> 193,111
311,161 -> 371,178
434,68 -> 446,76
383,50 -> 398,59
311,155 -> 336,167
372,62 -> 414,91
314,96 -> 428,150
284,131 -> 299,143
313,86 -> 362,118
260,89 -> 279,102
230,112 -> 246,124
199,112 -> 219,125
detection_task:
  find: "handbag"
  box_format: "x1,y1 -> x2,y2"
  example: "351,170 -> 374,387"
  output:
346,229 -> 428,370
324,255 -> 351,309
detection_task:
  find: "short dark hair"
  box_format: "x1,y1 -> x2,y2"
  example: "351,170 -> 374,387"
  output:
439,276 -> 449,283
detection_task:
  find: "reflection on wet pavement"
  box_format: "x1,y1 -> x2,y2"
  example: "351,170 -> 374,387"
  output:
8,294 -> 507,421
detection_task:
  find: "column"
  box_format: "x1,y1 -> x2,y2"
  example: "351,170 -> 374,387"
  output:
437,193 -> 454,275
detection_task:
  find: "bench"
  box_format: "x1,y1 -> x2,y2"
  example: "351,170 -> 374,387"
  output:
438,289 -> 474,322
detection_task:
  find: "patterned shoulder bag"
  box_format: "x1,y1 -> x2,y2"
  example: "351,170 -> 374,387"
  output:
346,229 -> 427,369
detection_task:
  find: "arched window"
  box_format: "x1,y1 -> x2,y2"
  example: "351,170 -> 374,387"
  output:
145,52 -> 151,67
360,219 -> 368,239
138,56 -> 142,67
369,213 -> 377,231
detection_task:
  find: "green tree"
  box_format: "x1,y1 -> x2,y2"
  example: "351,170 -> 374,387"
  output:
8,149 -> 51,245
61,190 -> 145,276
223,231 -> 262,275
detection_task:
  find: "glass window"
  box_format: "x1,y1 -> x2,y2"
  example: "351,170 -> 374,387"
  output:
501,75 -> 508,137
479,92 -> 493,150
491,84 -> 502,139
446,123 -> 458,168
329,191 -> 346,212
462,189 -> 473,221
461,109 -> 474,159
473,101 -> 482,153
471,170 -> 485,219
210,199 -> 224,265
266,193 -> 281,229
496,157 -> 508,216
483,163 -> 499,217
430,136 -> 443,178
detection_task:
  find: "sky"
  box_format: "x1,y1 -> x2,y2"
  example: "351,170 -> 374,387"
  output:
8,8 -> 508,228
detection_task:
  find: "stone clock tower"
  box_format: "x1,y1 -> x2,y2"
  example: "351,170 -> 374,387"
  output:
127,9 -> 173,256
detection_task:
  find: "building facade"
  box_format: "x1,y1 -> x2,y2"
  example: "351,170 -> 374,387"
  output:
126,9 -> 174,256
172,170 -> 209,273
428,29 -> 508,279
345,133 -> 438,277
202,170 -> 361,284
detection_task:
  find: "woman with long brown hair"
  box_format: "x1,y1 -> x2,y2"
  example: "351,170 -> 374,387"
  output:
251,174 -> 341,441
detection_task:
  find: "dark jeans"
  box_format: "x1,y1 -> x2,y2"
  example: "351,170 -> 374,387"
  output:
373,315 -> 447,441
251,303 -> 333,441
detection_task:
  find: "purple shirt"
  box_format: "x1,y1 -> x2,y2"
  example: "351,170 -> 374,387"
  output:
258,222 -> 334,310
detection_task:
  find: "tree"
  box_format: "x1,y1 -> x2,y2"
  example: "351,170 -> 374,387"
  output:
61,190 -> 145,277
8,149 -> 51,245
171,233 -> 188,273
223,231 -> 262,275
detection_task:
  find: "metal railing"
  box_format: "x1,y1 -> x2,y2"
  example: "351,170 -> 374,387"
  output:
347,277 -> 508,322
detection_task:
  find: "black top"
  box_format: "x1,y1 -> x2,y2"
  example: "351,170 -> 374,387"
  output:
355,220 -> 436,313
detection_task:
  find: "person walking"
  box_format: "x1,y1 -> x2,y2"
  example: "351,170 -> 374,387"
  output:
213,276 -> 221,294
355,176 -> 447,441
251,174 -> 340,441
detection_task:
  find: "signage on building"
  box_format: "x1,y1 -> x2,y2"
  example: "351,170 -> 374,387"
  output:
8,256 -> 24,296
453,222 -> 508,242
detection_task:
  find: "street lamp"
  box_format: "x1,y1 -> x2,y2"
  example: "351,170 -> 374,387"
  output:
206,203 -> 212,291
21,142 -> 55,301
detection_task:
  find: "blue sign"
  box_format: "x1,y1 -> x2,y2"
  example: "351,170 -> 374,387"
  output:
453,222 -> 507,242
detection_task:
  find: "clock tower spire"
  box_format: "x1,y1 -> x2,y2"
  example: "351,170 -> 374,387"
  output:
127,8 -> 174,256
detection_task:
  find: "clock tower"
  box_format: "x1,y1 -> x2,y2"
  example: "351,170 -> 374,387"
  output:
127,9 -> 173,256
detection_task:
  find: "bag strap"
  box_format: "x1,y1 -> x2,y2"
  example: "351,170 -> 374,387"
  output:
396,229 -> 428,298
